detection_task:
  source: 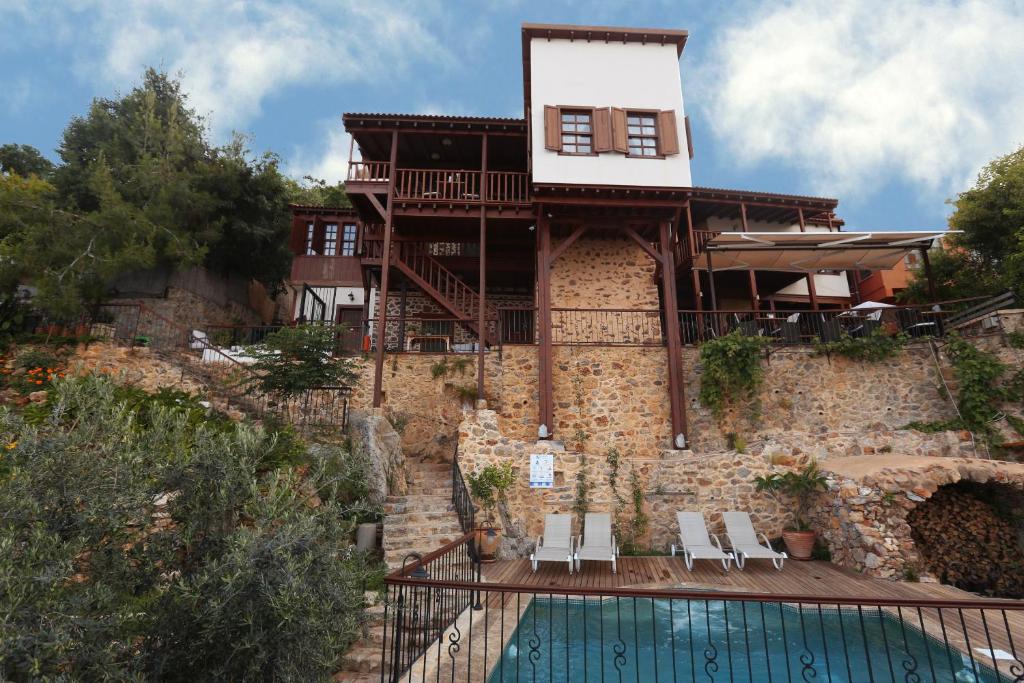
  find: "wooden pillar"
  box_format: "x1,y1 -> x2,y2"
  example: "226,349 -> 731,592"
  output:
740,203 -> 759,311
797,207 -> 818,309
660,220 -> 688,447
686,202 -> 702,310
920,244 -> 938,302
478,133 -> 488,400
706,247 -> 718,312
537,213 -> 554,437
371,130 -> 399,408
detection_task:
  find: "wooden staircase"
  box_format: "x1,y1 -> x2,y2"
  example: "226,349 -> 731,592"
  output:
391,242 -> 498,346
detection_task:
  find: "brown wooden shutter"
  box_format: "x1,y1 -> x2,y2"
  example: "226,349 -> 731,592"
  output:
610,107 -> 628,153
593,108 -> 613,153
311,217 -> 326,255
684,115 -> 694,159
289,215 -> 306,254
543,105 -> 561,151
658,110 -> 680,156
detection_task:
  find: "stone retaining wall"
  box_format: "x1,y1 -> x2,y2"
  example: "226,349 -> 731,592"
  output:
458,409 -> 795,553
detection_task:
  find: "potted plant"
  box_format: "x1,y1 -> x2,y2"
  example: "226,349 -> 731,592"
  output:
466,462 -> 515,562
754,461 -> 828,560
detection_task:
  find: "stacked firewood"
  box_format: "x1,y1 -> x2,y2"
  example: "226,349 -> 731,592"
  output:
908,486 -> 1024,598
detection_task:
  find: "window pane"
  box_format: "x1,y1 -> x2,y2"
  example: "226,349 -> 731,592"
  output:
642,126 -> 656,135
577,123 -> 590,133
627,116 -> 640,125
578,145 -> 591,154
562,113 -> 574,122
643,147 -> 657,156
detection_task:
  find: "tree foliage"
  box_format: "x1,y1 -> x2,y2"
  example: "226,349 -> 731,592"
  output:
1,69 -> 298,317
903,145 -> 1024,302
286,175 -> 352,208
0,375 -> 380,680
0,144 -> 55,178
245,324 -> 359,398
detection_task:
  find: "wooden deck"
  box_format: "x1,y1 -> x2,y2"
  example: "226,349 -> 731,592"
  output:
482,555 -> 968,600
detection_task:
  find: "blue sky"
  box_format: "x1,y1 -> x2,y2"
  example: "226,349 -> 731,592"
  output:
2,1 -> 1023,230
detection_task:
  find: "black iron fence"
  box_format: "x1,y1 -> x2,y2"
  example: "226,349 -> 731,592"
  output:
379,536 -> 1024,682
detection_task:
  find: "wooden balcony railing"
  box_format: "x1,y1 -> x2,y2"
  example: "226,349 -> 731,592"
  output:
290,255 -> 362,283
346,161 -> 389,183
346,162 -> 531,204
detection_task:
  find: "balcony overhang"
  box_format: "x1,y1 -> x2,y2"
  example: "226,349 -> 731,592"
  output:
693,231 -> 956,273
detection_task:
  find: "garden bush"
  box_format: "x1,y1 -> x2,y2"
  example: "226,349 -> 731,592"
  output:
0,375 -> 380,681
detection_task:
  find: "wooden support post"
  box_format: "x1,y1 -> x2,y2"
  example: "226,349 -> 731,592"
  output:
371,130 -> 399,408
478,133 -> 488,401
920,245 -> 938,303
740,202 -> 759,311
660,220 -> 688,447
798,207 -> 818,310
706,247 -> 719,336
685,202 -> 702,310
537,213 -> 554,437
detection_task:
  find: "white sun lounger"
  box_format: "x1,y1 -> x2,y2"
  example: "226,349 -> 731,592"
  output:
724,511 -> 787,571
670,512 -> 733,572
530,514 -> 574,574
574,513 -> 618,574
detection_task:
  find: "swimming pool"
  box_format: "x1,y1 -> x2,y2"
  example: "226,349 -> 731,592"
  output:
488,597 -> 1003,682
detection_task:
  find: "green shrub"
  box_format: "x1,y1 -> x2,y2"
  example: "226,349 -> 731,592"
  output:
698,330 -> 770,419
0,375 -> 380,681
815,329 -> 908,361
245,324 -> 358,398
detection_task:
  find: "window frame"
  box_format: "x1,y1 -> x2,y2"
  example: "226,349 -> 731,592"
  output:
557,107 -> 597,157
341,223 -> 357,257
625,110 -> 663,159
304,222 -> 316,255
323,223 -> 338,256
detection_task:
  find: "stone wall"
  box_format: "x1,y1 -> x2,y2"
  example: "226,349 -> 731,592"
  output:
683,344 -> 961,453
550,235 -> 659,309
348,408 -> 407,503
348,353 -> 502,460
458,410 -> 794,553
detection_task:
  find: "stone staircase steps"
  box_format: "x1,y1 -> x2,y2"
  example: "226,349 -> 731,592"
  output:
382,458 -> 465,570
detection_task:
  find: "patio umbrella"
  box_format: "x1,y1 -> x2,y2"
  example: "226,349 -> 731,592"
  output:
851,301 -> 897,310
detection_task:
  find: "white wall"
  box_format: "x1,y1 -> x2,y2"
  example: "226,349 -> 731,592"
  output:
294,286 -> 369,321
529,39 -> 692,187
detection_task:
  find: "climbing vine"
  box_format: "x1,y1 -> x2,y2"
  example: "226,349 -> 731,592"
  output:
620,466 -> 649,554
697,330 -> 770,419
814,330 -> 908,362
568,350 -> 591,452
572,454 -> 592,519
904,334 -> 1024,447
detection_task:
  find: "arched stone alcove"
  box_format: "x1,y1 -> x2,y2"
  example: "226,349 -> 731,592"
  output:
907,481 -> 1024,598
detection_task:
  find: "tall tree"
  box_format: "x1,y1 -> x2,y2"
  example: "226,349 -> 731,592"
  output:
0,144 -> 55,179
903,145 -> 1024,302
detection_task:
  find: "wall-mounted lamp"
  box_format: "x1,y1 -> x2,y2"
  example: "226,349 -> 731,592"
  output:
348,292 -> 356,302
528,224 -> 536,232
430,152 -> 441,160
441,137 -> 453,147
538,424 -> 549,439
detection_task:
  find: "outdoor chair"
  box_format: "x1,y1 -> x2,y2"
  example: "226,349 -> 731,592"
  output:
574,513 -> 618,574
898,308 -> 937,338
735,319 -> 760,337
670,512 -> 732,572
723,512 -> 787,571
530,514 -> 574,574
848,309 -> 883,337
818,315 -> 843,343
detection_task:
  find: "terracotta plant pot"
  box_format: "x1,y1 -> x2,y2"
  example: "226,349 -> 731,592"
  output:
476,527 -> 501,563
782,530 -> 816,560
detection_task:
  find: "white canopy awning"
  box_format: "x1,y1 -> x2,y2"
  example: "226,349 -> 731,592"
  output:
693,231 -> 955,273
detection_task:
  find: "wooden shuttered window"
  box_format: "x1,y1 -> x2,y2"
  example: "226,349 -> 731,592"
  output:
610,107 -> 628,153
543,105 -> 561,151
593,108 -> 613,152
657,110 -> 680,156
684,115 -> 694,159
289,215 -> 307,254
311,217 -> 326,255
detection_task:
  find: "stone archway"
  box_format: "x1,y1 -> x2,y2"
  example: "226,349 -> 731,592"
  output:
907,481 -> 1024,598
813,455 -> 1024,587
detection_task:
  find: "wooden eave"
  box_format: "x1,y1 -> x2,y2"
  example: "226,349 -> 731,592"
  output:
343,113 -> 527,136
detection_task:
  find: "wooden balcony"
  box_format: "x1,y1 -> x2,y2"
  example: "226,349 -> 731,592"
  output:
346,162 -> 531,205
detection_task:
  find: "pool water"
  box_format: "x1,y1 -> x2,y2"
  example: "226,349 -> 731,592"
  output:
488,597 -> 1003,682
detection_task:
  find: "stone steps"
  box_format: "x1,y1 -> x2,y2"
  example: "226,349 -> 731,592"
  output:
382,459 -> 465,569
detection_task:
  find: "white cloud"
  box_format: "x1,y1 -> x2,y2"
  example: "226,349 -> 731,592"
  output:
287,122 -> 352,185
5,0 -> 452,138
698,0 -> 1024,199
